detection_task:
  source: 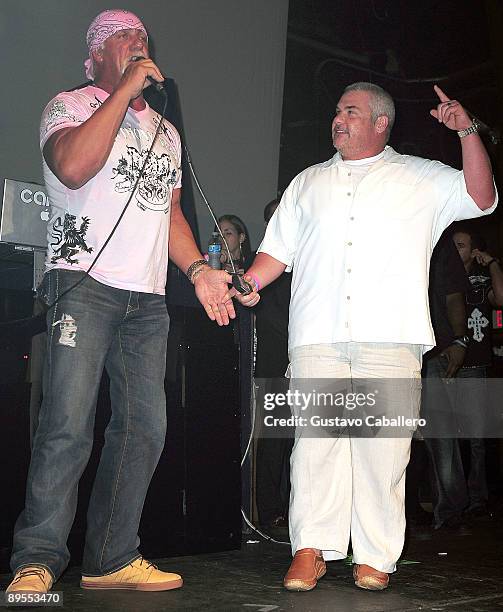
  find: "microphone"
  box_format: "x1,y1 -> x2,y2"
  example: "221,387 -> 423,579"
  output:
131,56 -> 166,93
147,77 -> 165,93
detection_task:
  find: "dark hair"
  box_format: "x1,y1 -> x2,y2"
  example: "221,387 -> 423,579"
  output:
217,214 -> 252,264
263,199 -> 279,223
452,225 -> 488,274
453,225 -> 487,251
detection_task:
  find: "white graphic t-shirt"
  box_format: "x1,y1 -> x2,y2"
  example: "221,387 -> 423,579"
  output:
40,85 -> 182,295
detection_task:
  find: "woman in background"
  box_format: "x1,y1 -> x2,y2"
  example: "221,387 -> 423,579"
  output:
217,214 -> 252,273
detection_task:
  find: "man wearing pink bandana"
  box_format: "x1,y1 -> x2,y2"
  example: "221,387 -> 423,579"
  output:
7,9 -> 236,594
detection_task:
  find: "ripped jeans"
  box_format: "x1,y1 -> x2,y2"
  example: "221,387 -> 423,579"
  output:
11,269 -> 169,580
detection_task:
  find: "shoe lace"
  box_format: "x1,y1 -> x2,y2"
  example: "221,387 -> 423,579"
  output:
14,567 -> 47,584
132,558 -> 158,571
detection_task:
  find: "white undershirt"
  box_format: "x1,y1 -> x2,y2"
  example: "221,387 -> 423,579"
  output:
340,150 -> 385,190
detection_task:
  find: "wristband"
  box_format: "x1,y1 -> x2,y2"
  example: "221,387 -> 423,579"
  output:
247,273 -> 261,291
451,334 -> 469,349
452,338 -> 468,349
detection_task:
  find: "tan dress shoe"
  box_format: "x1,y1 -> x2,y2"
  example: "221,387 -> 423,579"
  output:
283,548 -> 326,591
353,563 -> 389,590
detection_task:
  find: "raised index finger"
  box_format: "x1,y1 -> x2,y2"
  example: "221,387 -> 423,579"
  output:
433,84 -> 450,103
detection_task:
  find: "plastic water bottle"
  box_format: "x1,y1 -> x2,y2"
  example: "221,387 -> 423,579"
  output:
208,231 -> 222,269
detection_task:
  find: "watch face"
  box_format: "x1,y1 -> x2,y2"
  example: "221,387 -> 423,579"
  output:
454,335 -> 469,344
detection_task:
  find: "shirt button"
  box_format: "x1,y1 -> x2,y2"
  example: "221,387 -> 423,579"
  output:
350,216 -> 354,221
347,192 -> 351,196
347,241 -> 352,246
348,171 -> 351,176
346,295 -> 351,300
347,268 -> 352,273
345,322 -> 349,328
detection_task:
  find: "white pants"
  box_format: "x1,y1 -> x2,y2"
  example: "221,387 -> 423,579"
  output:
288,342 -> 422,573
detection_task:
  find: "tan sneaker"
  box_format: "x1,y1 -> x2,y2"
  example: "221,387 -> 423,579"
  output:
6,566 -> 53,593
81,557 -> 183,591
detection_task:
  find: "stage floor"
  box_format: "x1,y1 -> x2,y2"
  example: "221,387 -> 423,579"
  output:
1,515 -> 502,611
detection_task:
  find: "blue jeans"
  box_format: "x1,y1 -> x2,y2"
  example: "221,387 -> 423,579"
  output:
11,270 -> 169,579
423,356 -> 488,527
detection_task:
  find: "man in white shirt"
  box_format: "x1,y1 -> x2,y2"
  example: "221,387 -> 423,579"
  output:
7,9 -> 235,596
238,82 -> 496,592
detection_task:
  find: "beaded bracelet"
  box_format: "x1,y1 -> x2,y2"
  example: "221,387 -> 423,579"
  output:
186,259 -> 208,283
191,265 -> 211,284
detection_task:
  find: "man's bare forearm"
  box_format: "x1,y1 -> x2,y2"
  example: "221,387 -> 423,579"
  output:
446,292 -> 467,336
488,260 -> 503,306
461,133 -> 496,210
246,252 -> 287,289
168,190 -> 204,273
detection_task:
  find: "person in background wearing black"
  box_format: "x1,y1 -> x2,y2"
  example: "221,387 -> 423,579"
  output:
422,232 -> 472,530
452,227 -> 503,518
254,200 -> 292,536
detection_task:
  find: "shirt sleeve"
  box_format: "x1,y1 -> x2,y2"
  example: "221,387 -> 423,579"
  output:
40,91 -> 90,149
257,175 -> 301,271
430,161 -> 498,244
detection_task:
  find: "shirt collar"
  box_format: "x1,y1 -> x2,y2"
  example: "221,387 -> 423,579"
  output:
329,145 -> 406,168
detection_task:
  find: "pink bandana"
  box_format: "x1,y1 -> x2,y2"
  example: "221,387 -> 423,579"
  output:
84,9 -> 148,80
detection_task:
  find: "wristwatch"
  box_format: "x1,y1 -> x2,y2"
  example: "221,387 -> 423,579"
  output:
457,119 -> 480,138
452,334 -> 469,348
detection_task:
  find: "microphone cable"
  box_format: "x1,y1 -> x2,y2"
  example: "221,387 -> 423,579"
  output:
240,379 -> 290,546
183,145 -> 237,274
183,147 -> 287,543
